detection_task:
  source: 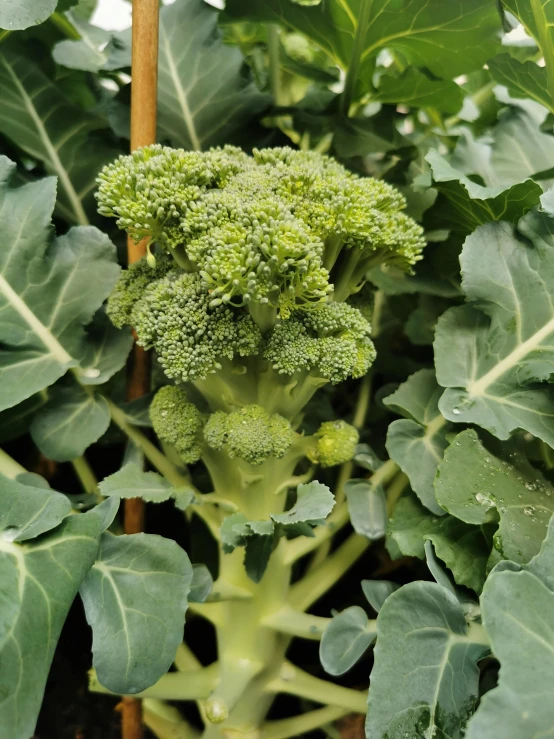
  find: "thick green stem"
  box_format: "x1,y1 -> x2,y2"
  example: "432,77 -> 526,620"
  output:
530,0 -> 554,107
0,447 -> 26,479
290,533 -> 371,612
143,699 -> 199,739
89,667 -> 218,701
263,606 -> 330,641
340,0 -> 372,116
71,455 -> 99,498
262,705 -> 352,739
265,663 -> 366,713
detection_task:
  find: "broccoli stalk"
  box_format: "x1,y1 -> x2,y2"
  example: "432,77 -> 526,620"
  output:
97,144 -> 422,732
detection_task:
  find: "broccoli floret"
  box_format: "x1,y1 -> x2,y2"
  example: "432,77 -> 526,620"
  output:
150,386 -> 205,464
106,253 -> 173,328
263,302 -> 376,384
130,270 -> 262,383
307,420 -> 359,468
97,145 -> 425,316
203,405 -> 296,465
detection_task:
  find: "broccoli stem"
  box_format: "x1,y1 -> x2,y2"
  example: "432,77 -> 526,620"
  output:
248,301 -> 279,333
171,244 -> 197,272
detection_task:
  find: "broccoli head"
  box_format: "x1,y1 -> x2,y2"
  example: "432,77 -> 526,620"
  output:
97,145 -> 425,315
263,301 -> 376,384
111,265 -> 262,383
307,420 -> 359,468
106,253 -> 173,328
203,405 -> 296,465
150,386 -> 205,464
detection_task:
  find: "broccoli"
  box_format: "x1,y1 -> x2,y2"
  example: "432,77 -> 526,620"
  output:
307,420 -> 359,468
117,268 -> 262,383
97,145 -> 425,319
203,405 -> 296,465
106,253 -> 173,328
263,302 -> 376,384
150,386 -> 205,464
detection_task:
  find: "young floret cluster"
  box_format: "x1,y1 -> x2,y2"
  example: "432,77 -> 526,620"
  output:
204,405 -> 296,465
263,302 -> 376,384
150,386 -> 205,464
108,264 -> 263,382
97,145 -> 425,314
307,420 -> 359,468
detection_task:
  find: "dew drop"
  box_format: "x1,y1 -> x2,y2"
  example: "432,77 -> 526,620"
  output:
523,505 -> 535,516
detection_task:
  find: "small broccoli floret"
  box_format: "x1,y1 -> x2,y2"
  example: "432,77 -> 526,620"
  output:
106,253 -> 173,328
263,302 -> 376,384
130,270 -> 262,383
307,420 -> 359,468
150,386 -> 205,464
203,405 -> 296,465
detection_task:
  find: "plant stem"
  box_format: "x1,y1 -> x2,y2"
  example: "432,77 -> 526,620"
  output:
262,705 -> 352,739
530,0 -> 554,108
267,24 -> 282,105
340,0 -> 372,115
90,666 -> 219,701
50,11 -> 81,40
289,533 -> 371,612
71,455 -> 99,497
263,606 -> 330,641
265,663 -> 366,714
0,447 -> 26,479
143,699 -> 199,739
386,472 -> 409,514
0,30 -> 11,44
284,502 -> 350,564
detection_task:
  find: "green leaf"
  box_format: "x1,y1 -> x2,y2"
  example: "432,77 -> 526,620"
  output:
503,0 -> 554,102
435,429 -> 554,564
271,481 -> 335,531
222,0 -> 501,99
435,211 -> 554,446
384,370 -> 451,515
0,45 -> 120,225
0,158 -> 120,412
30,383 -> 110,462
375,69 -> 463,114
0,0 -> 57,31
79,310 -> 133,387
0,500 -> 114,738
388,494 -> 491,593
0,393 -> 45,443
404,295 -> 451,346
366,582 -> 489,739
488,54 -> 554,112
344,479 -> 387,540
320,606 -> 376,676
189,563 -> 213,603
79,531 -> 193,694
99,463 -> 174,503
361,580 -> 400,613
425,149 -> 542,234
52,14 -> 111,73
157,0 -> 269,151
465,518 -> 554,739
0,475 -> 71,542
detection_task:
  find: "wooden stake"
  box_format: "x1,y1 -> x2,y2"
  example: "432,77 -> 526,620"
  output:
122,1 -> 159,737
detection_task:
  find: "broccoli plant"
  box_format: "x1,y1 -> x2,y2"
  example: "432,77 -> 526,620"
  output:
2,1 -> 554,739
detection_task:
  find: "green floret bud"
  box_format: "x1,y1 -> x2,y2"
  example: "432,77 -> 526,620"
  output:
106,253 -> 173,328
263,302 -> 376,384
307,420 -> 359,468
150,386 -> 205,464
131,270 -> 263,383
203,405 -> 296,465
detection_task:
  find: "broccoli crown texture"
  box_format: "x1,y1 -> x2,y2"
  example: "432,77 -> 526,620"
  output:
203,405 -> 296,465
97,145 -> 425,314
263,302 -> 376,384
150,385 -> 205,464
108,260 -> 263,382
308,420 -> 359,468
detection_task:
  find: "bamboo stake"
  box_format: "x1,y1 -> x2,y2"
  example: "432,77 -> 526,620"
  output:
122,0 -> 160,737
